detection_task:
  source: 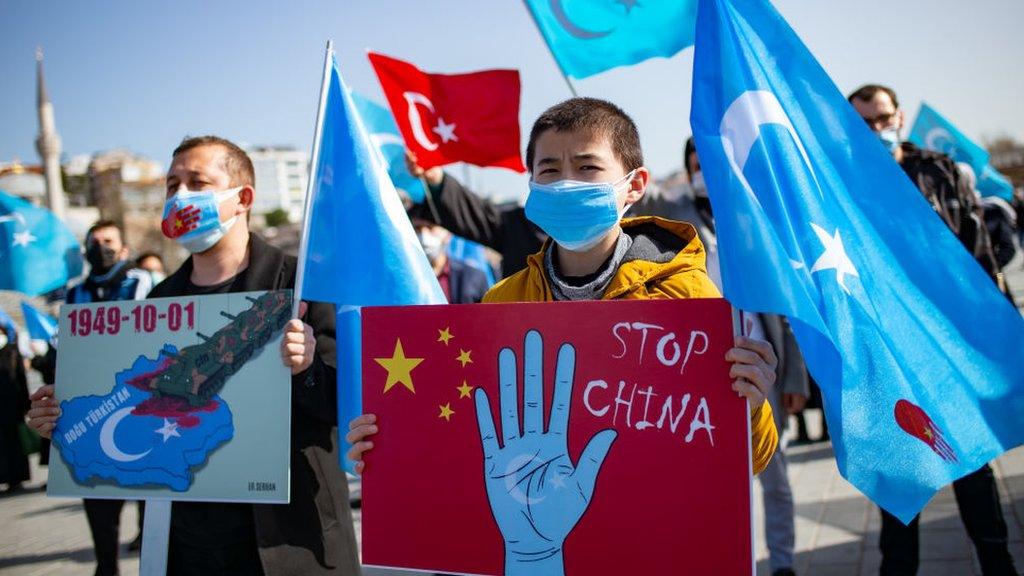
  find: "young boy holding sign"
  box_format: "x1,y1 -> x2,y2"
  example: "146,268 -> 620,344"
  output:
348,97 -> 779,474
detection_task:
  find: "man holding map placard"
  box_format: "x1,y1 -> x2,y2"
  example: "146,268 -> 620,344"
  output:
29,136 -> 361,576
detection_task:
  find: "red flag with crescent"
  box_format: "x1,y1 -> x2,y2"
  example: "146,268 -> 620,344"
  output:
368,51 -> 527,173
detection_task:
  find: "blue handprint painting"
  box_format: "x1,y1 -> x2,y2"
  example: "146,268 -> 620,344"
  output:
361,299 -> 752,575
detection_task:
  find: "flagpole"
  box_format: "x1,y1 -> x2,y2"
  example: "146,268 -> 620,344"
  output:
521,0 -> 579,98
293,39 -> 335,318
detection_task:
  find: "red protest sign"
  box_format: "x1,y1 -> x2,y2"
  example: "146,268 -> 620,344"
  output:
368,51 -> 527,173
361,299 -> 751,575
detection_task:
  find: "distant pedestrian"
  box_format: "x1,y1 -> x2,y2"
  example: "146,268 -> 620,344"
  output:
0,322 -> 30,493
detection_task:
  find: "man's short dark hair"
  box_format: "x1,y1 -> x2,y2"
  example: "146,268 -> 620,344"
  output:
847,84 -> 900,109
86,219 -> 122,244
172,135 -> 255,188
525,97 -> 643,173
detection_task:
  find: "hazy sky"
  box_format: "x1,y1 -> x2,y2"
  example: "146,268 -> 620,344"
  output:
2,0 -> 1022,202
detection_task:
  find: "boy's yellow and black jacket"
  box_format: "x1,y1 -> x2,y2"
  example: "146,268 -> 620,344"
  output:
483,216 -> 779,474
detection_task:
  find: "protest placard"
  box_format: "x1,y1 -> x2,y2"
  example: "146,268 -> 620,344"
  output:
362,298 -> 752,575
48,291 -> 292,503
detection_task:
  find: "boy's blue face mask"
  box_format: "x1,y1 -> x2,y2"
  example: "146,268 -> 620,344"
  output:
525,170 -> 637,252
161,186 -> 242,254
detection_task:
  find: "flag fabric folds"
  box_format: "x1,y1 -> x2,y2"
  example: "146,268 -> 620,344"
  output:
299,55 -> 446,471
20,301 -> 57,343
368,52 -> 526,173
523,0 -> 698,79
908,103 -> 1014,201
690,0 -> 1024,522
0,189 -> 82,296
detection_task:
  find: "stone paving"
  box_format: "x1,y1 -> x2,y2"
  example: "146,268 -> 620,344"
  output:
3,254 -> 1023,576
2,425 -> 1022,576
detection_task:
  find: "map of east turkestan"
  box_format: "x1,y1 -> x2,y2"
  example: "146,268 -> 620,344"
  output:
54,345 -> 234,491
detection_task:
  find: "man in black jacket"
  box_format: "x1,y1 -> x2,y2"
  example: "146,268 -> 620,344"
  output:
849,84 -> 1017,576
406,151 -> 545,279
29,136 -> 361,576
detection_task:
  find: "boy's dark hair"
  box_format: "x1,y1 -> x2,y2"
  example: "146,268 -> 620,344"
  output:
86,219 -> 122,244
525,97 -> 643,173
847,84 -> 900,109
172,135 -> 255,188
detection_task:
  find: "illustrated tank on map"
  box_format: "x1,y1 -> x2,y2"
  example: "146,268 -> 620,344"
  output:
140,291 -> 292,406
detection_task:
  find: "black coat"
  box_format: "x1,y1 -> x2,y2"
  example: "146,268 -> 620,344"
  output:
418,174 -> 546,279
150,234 -> 360,576
0,339 -> 30,485
898,143 -> 998,276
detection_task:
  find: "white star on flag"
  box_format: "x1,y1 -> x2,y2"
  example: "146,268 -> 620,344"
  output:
155,418 -> 181,442
432,117 -> 458,144
809,223 -> 859,294
12,229 -> 37,247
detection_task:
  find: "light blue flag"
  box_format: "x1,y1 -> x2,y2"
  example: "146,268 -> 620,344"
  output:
977,164 -> 1015,202
300,55 -> 446,471
908,103 -> 1014,201
21,301 -> 57,343
0,189 -> 82,296
908,103 -> 990,174
447,236 -> 496,286
691,0 -> 1024,522
524,0 -> 698,79
351,92 -> 427,203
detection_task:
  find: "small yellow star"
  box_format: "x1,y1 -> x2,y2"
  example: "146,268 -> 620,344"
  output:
374,339 -> 424,394
456,349 -> 473,368
174,219 -> 183,229
439,403 -> 455,422
457,380 -> 473,399
437,327 -> 454,346
923,428 -> 933,439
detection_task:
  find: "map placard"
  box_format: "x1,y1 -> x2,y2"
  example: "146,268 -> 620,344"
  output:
362,299 -> 753,576
48,291 -> 292,503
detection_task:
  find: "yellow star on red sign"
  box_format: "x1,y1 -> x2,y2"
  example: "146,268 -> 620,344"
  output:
439,403 -> 455,422
457,380 -> 473,399
374,339 -> 423,394
456,349 -> 473,368
438,327 -> 454,346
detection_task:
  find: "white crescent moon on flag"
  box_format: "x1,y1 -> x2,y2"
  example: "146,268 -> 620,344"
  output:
550,0 -> 614,39
369,133 -> 406,170
99,406 -> 152,463
0,213 -> 27,227
370,133 -> 405,149
402,91 -> 439,152
924,127 -> 955,155
719,90 -> 823,200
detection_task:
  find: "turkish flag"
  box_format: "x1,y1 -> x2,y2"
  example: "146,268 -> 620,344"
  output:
368,52 -> 527,173
361,299 -> 752,575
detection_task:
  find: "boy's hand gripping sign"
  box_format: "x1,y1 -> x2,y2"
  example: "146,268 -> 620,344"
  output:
362,299 -> 753,575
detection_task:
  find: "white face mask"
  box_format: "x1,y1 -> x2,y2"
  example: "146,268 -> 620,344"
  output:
418,229 -> 445,262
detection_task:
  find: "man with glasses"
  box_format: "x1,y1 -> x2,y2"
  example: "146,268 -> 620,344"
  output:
848,84 -> 996,276
848,84 -> 1015,576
